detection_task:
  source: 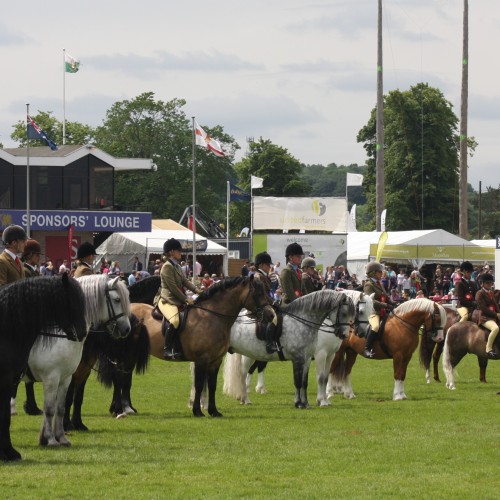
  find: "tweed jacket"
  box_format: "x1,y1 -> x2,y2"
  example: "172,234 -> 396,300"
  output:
301,273 -> 322,296
23,263 -> 40,278
475,288 -> 500,322
455,278 -> 477,310
253,269 -> 274,304
280,264 -> 302,304
0,250 -> 25,287
159,259 -> 196,306
363,278 -> 395,316
74,262 -> 94,278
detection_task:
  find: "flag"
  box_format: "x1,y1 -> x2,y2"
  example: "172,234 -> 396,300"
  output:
229,182 -> 251,202
194,120 -> 225,157
65,52 -> 80,73
346,173 -> 364,187
350,204 -> 357,226
376,231 -> 388,262
381,209 -> 387,232
67,224 -> 74,262
27,115 -> 58,150
251,175 -> 264,189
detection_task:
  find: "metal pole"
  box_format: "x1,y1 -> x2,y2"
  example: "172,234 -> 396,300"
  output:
191,117 -> 197,286
478,181 -> 482,239
226,181 -> 230,277
63,48 -> 66,145
26,103 -> 31,238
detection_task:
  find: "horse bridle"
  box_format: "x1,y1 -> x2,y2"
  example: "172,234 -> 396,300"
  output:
390,303 -> 443,337
353,297 -> 370,334
90,284 -> 127,337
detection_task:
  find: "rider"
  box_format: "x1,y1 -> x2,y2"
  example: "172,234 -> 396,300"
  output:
455,261 -> 477,322
363,261 -> 397,358
156,238 -> 200,360
21,239 -> 42,278
253,251 -> 279,353
474,273 -> 500,358
73,242 -> 97,278
301,256 -> 323,295
0,224 -> 27,286
280,242 -> 304,305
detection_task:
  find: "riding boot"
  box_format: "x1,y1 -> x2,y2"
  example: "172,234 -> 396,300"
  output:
265,323 -> 279,354
363,328 -> 378,358
163,323 -> 181,360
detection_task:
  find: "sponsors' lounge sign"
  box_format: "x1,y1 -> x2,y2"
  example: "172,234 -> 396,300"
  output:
0,209 -> 151,232
253,197 -> 347,232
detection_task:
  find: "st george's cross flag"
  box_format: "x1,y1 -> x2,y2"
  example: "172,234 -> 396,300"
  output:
194,120 -> 225,157
27,115 -> 58,150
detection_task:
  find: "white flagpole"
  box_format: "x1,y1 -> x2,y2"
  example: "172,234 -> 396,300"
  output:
191,117 -> 197,286
250,186 -> 254,262
26,104 -> 31,238
226,181 -> 230,277
63,48 -> 66,145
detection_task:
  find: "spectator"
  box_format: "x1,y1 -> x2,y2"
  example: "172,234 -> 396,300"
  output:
59,259 -> 69,274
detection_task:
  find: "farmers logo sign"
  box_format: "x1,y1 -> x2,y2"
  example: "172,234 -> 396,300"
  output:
311,200 -> 326,216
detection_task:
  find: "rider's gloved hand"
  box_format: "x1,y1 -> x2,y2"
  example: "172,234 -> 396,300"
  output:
185,298 -> 195,306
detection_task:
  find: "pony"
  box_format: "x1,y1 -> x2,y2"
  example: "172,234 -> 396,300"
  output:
443,320 -> 500,390
0,274 -> 87,461
329,298 -> 446,400
25,275 -> 131,447
130,276 -> 276,417
223,290 -> 370,408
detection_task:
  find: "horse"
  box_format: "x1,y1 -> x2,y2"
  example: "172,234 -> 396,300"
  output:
329,298 -> 447,401
130,276 -> 276,417
443,320 -> 500,390
223,290 -> 370,408
25,275 -> 131,447
0,274 -> 87,461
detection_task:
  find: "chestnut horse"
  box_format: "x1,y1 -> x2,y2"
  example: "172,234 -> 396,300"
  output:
130,276 -> 276,417
329,298 -> 446,400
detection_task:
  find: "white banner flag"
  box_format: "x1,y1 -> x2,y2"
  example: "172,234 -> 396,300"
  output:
346,173 -> 364,187
251,175 -> 264,189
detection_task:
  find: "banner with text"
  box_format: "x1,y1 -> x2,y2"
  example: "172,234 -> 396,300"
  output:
253,197 -> 347,232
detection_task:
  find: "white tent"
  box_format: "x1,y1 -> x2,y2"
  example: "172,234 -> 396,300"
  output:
347,229 -> 485,278
96,222 -> 227,273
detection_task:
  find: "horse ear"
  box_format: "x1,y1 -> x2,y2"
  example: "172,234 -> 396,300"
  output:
109,276 -> 120,288
370,293 -> 375,300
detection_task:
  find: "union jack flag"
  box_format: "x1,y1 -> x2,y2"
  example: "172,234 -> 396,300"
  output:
27,115 -> 58,151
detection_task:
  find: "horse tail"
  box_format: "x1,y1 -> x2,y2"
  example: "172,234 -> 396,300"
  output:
331,350 -> 347,385
222,353 -> 245,400
132,317 -> 151,375
442,333 -> 455,387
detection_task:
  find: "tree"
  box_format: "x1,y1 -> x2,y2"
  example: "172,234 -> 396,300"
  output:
94,92 -> 238,224
11,111 -> 96,146
357,83 -> 466,232
231,138 -> 311,233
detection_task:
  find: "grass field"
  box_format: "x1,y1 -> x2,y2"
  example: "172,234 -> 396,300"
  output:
3,351 -> 499,499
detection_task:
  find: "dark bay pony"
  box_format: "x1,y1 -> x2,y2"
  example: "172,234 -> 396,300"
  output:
330,298 -> 446,400
0,274 -> 87,461
131,276 -> 276,417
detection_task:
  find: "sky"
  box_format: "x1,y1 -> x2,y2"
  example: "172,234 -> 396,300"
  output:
1,0 -> 499,190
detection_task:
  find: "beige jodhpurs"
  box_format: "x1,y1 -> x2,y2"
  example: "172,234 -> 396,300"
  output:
483,320 -> 499,352
368,314 -> 381,333
158,301 -> 180,328
457,306 -> 469,322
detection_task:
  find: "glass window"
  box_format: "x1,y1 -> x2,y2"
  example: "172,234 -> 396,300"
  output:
0,162 -> 13,208
89,156 -> 113,209
63,158 -> 88,209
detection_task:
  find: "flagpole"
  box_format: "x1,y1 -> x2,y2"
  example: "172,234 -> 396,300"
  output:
26,103 -> 31,238
63,48 -> 66,145
250,186 -> 253,262
191,117 -> 197,286
226,181 -> 230,277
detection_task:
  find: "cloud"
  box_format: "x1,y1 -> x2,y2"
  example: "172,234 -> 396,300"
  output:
0,23 -> 32,45
469,94 -> 500,121
85,50 -> 265,78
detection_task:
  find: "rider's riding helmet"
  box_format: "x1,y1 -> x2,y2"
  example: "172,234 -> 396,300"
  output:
301,257 -> 316,269
77,242 -> 97,260
460,261 -> 474,273
255,252 -> 273,267
479,273 -> 494,284
285,242 -> 304,260
163,238 -> 183,254
22,239 -> 42,259
2,225 -> 27,245
366,261 -> 384,276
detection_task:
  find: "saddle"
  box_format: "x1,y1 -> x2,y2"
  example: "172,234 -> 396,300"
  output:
255,313 -> 283,342
152,305 -> 190,338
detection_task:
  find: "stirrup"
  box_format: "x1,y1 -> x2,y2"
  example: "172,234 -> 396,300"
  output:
266,343 -> 279,354
487,350 -> 497,359
364,348 -> 375,358
163,347 -> 181,360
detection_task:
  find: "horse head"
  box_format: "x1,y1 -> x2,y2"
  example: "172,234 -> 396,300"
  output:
326,292 -> 355,339
246,276 -> 277,325
426,302 -> 446,343
102,277 -> 132,339
351,291 -> 374,338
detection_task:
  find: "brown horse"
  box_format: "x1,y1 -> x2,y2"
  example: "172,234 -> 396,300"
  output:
329,298 -> 446,400
130,276 -> 276,417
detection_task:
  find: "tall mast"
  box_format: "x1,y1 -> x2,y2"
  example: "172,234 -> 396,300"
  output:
376,0 -> 384,231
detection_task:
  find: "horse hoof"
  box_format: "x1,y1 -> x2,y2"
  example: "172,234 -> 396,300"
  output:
73,423 -> 89,431
23,402 -> 43,416
0,447 -> 22,462
256,386 -> 267,394
116,413 -> 128,419
295,402 -> 307,409
124,406 -> 136,415
209,411 -> 223,418
192,410 -> 205,417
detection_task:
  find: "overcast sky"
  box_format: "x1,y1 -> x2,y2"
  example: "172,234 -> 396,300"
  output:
2,0 -> 499,189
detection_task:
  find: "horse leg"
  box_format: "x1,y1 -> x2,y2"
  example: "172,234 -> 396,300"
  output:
293,360 -> 310,409
0,387 -> 21,461
24,381 -> 43,415
70,380 -> 89,431
109,378 -> 123,416
207,365 -> 223,418
442,341 -> 467,390
432,342 -> 444,383
240,356 -> 253,404
39,378 -> 60,446
122,372 -> 137,415
341,349 -> 358,399
54,377 -> 72,446
392,353 -> 409,400
315,350 -> 330,407
246,360 -> 258,392
63,379 -> 75,431
478,356 -> 488,383
192,364 -> 207,417
255,361 -> 268,394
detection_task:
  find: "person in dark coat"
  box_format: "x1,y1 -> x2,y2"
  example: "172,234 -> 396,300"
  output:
73,242 -> 97,278
280,242 -> 304,305
22,239 -> 42,278
455,261 -> 478,322
474,273 -> 500,358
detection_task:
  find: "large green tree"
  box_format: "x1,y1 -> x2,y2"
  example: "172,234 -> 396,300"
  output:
94,92 -> 238,224
231,138 -> 311,234
358,83 -> 464,232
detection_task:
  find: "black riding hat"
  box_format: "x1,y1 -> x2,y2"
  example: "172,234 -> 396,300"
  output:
77,242 -> 97,260
285,242 -> 303,259
480,273 -> 494,283
255,252 -> 273,267
460,261 -> 474,273
2,225 -> 27,245
163,238 -> 182,254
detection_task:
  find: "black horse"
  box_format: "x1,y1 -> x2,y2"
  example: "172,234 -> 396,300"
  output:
0,274 -> 87,461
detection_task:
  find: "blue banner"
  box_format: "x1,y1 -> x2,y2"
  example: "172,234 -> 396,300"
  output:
0,209 -> 152,232
230,182 -> 251,202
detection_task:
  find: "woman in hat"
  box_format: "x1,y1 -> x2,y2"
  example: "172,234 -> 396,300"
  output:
156,238 -> 201,360
280,242 -> 304,305
74,242 -> 97,278
474,273 -> 500,358
300,257 -> 323,295
22,239 -> 42,278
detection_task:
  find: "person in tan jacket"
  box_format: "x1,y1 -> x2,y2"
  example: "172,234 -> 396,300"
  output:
73,242 -> 97,278
0,225 -> 27,286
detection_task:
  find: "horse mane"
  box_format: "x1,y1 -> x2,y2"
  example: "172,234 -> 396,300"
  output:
128,276 -> 161,305
77,275 -> 130,328
0,275 -> 86,345
282,290 -> 347,315
394,298 -> 435,316
196,276 -> 249,303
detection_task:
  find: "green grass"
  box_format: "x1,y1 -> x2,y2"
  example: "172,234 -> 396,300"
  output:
3,353 -> 500,499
